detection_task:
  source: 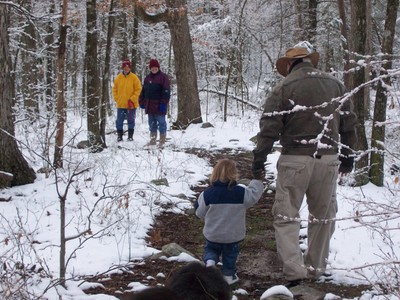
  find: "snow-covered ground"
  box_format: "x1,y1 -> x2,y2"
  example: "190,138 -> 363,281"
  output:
1,104 -> 399,299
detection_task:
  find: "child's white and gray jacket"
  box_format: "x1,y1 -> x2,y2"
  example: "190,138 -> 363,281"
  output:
195,180 -> 263,244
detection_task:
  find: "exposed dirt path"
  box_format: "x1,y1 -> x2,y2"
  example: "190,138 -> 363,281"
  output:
84,148 -> 370,299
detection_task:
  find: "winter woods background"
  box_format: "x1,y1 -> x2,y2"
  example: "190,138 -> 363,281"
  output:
2,0 -> 400,186
1,0 -> 400,298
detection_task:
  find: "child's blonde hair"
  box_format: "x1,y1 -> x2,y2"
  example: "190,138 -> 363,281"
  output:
209,159 -> 238,186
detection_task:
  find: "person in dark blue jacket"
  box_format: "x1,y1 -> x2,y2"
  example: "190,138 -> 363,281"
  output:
195,159 -> 264,285
139,59 -> 170,148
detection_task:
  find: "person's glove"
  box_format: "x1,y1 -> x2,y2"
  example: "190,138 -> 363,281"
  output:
140,104 -> 145,109
252,161 -> 265,180
339,155 -> 354,174
128,100 -> 134,109
160,103 -> 167,113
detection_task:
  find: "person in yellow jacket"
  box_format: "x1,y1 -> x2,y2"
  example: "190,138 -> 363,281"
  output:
112,59 -> 142,142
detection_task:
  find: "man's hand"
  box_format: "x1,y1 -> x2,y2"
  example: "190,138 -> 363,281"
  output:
339,156 -> 354,175
252,161 -> 265,180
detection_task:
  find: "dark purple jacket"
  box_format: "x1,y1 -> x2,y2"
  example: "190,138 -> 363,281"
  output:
139,70 -> 170,115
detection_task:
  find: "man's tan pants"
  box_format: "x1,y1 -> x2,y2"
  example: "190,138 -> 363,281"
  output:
272,154 -> 340,281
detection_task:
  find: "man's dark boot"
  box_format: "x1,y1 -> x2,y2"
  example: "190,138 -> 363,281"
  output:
128,129 -> 134,141
117,130 -> 123,142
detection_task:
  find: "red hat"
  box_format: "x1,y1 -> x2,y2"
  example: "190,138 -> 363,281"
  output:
149,59 -> 160,69
122,59 -> 132,68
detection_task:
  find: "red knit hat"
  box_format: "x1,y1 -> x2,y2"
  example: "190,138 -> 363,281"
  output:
149,59 -> 160,69
122,59 -> 132,68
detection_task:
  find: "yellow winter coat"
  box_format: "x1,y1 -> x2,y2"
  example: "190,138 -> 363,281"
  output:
112,72 -> 142,109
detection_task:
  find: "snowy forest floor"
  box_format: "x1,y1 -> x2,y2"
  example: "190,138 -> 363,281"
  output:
83,148 -> 370,299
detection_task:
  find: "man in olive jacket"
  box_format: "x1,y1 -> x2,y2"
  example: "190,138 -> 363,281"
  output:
112,59 -> 142,142
252,41 -> 357,286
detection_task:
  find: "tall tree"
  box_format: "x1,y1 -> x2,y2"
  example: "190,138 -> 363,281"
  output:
369,0 -> 399,186
20,0 -> 39,122
294,0 -> 318,44
86,0 -> 104,152
0,3 -> 36,187
350,0 -> 369,186
131,9 -> 140,73
101,0 -> 116,118
337,0 -> 351,89
54,0 -> 68,168
135,0 -> 203,128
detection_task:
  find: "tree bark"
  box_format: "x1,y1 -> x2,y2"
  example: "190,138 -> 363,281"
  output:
166,0 -> 202,127
337,0 -> 351,89
20,0 -> 39,122
135,0 -> 203,128
350,0 -> 369,186
0,3 -> 36,187
294,0 -> 304,41
102,0 -> 116,121
370,0 -> 399,186
131,9 -> 140,73
53,0 -> 68,168
86,0 -> 104,152
306,0 -> 318,44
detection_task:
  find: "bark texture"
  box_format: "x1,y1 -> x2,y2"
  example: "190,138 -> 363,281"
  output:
0,4 -> 36,187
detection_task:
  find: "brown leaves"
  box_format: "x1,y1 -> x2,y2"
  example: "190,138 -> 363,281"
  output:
149,228 -> 162,246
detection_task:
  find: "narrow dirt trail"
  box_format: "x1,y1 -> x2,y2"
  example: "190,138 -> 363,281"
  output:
84,148 -> 370,299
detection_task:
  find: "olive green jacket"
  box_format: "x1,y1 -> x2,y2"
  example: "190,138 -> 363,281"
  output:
253,62 -> 357,164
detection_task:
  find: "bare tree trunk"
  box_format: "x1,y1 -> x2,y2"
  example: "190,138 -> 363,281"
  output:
370,0 -> 399,186
54,0 -> 68,169
102,0 -> 116,126
135,0 -> 203,128
306,0 -> 318,44
294,0 -> 304,40
20,0 -> 39,122
0,3 -> 36,187
364,0 -> 372,118
131,9 -> 140,73
56,0 -> 69,287
45,1 -> 55,113
294,0 -> 317,43
43,1 -> 55,172
351,0 -> 369,186
118,11 -> 129,60
337,0 -> 352,89
165,0 -> 202,127
59,191 -> 66,287
86,0 -> 104,152
224,0 -> 248,122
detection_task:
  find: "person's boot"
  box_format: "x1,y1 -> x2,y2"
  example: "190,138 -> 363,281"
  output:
147,132 -> 157,146
117,129 -> 123,142
159,133 -> 166,148
128,129 -> 134,141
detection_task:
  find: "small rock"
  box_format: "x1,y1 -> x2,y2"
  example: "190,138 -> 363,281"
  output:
201,122 -> 214,128
161,242 -> 195,258
289,284 -> 325,300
